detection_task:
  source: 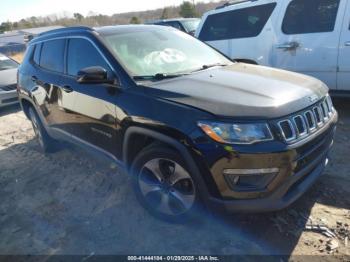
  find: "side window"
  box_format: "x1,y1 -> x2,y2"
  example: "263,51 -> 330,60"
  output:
282,0 -> 340,35
33,43 -> 41,65
199,3 -> 276,41
40,39 -> 65,73
67,38 -> 112,76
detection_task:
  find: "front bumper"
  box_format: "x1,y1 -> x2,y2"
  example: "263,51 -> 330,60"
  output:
192,112 -> 337,213
0,90 -> 18,108
207,147 -> 330,213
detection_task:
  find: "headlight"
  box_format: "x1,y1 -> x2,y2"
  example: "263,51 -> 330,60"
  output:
198,121 -> 273,144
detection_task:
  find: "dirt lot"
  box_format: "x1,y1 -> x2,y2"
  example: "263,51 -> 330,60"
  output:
0,100 -> 349,259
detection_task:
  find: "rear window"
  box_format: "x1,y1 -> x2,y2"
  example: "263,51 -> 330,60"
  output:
40,39 -> 65,73
282,0 -> 340,35
199,3 -> 276,41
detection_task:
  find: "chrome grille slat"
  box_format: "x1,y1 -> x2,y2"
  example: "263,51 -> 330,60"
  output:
277,96 -> 335,144
304,110 -> 316,131
278,120 -> 296,142
313,106 -> 323,126
321,101 -> 329,121
326,95 -> 334,113
293,115 -> 307,136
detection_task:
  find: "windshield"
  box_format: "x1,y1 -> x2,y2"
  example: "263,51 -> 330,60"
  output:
102,27 -> 231,78
0,57 -> 18,71
181,19 -> 201,32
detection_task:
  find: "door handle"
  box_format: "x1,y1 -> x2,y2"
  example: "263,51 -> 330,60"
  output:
276,42 -> 300,50
31,76 -> 38,82
345,41 -> 350,46
62,85 -> 74,93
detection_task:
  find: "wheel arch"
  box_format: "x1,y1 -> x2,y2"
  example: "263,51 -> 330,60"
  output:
123,126 -> 190,170
123,126 -> 211,202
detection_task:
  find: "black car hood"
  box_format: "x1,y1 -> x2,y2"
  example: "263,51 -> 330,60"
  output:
144,63 -> 328,119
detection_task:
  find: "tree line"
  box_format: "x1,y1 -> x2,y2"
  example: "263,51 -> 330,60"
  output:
0,1 -> 226,33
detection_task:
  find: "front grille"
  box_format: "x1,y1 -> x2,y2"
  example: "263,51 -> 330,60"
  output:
294,126 -> 334,173
277,95 -> 335,143
0,84 -> 17,92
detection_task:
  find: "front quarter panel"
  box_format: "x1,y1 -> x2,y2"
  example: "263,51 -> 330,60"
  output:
119,86 -> 214,145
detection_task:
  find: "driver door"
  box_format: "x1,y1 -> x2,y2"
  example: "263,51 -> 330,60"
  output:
62,38 -> 119,157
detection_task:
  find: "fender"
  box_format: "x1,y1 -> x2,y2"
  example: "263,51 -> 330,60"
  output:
123,126 -> 211,202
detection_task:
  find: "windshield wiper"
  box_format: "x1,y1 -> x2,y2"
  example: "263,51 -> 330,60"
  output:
133,73 -> 188,81
192,63 -> 229,73
133,64 -> 229,81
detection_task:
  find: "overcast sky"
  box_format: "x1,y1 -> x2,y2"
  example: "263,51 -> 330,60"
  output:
0,0 -> 218,23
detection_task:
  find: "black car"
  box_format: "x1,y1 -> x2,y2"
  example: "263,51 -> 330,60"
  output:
18,25 -> 337,222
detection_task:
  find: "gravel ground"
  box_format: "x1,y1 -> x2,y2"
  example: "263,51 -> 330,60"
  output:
0,100 -> 349,259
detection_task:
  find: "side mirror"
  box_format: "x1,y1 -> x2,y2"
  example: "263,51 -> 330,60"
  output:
77,66 -> 111,84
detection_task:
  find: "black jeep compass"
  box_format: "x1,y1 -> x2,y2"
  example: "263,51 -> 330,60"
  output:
17,25 -> 338,221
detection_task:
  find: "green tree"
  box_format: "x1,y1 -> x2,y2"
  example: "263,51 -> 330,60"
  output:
160,8 -> 169,19
179,1 -> 198,18
29,16 -> 38,27
73,13 -> 84,22
0,22 -> 12,33
18,19 -> 32,29
130,16 -> 140,24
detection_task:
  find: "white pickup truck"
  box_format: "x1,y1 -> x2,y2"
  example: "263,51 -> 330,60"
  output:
196,0 -> 350,94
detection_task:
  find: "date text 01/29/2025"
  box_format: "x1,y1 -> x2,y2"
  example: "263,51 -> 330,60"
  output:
127,256 -> 220,261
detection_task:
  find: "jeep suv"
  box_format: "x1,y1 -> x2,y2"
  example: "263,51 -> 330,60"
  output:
18,25 -> 337,221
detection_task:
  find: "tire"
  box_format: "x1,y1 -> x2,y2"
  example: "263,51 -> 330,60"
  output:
131,144 -> 203,223
28,107 -> 57,153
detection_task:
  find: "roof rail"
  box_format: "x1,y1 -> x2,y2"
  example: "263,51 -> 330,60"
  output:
216,0 -> 258,9
38,26 -> 94,37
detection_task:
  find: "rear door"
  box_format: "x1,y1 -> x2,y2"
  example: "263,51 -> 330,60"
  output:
62,37 -> 119,157
30,39 -> 74,131
337,0 -> 350,91
272,0 -> 344,90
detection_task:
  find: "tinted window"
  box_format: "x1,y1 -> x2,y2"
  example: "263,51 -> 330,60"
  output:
33,43 -> 41,65
282,0 -> 340,35
67,38 -> 111,76
199,3 -> 276,41
40,39 -> 65,72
